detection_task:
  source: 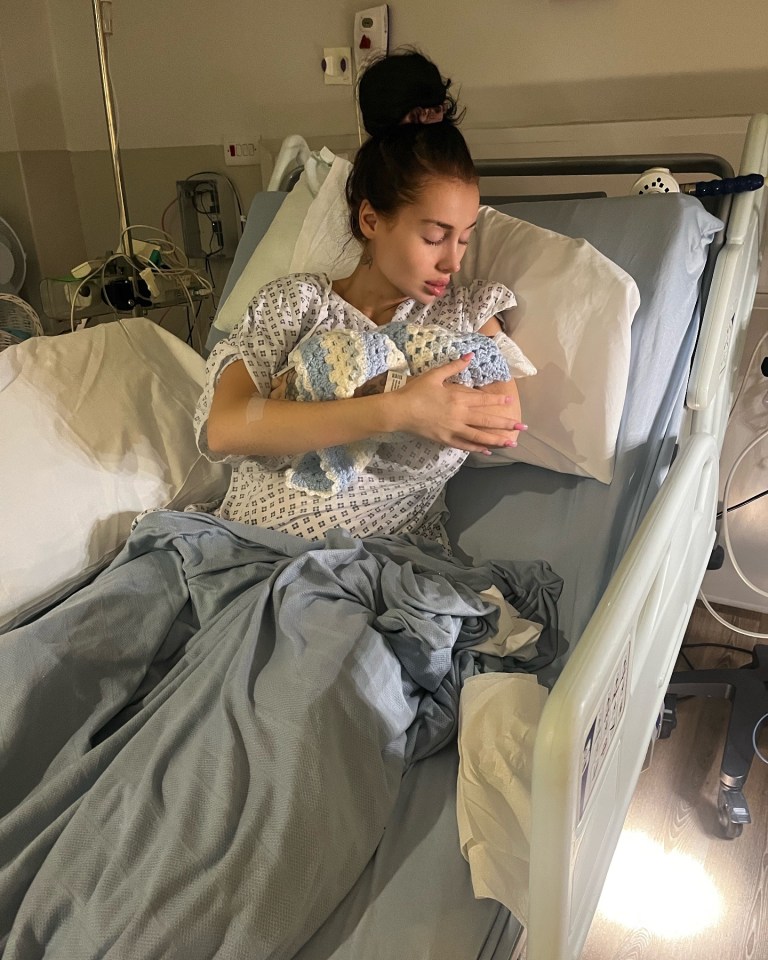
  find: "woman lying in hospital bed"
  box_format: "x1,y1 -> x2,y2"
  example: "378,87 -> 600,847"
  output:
198,51 -> 532,538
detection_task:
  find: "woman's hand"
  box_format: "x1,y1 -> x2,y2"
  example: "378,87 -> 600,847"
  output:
269,369 -> 297,400
391,354 -> 525,454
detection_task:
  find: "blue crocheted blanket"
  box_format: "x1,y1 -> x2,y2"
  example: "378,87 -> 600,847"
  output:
284,320 -> 511,496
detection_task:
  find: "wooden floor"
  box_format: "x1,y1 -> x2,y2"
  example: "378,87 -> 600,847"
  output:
580,602 -> 768,960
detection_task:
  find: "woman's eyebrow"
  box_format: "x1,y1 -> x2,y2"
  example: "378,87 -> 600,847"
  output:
421,219 -> 478,231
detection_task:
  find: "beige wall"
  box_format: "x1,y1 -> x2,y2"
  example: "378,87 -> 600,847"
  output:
2,0 -> 767,325
46,0 -> 768,149
1,0 -> 67,151
0,33 -> 18,152
1,0 -> 85,318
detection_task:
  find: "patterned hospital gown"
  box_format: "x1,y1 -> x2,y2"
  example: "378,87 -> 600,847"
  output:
194,273 -> 516,541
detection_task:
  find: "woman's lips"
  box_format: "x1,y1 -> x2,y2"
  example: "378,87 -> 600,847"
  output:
425,280 -> 448,296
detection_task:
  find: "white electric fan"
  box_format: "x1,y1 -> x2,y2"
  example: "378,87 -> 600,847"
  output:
0,215 -> 43,351
0,215 -> 26,294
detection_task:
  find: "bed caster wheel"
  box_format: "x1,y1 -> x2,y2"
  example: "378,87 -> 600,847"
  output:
717,787 -> 750,839
658,694 -> 677,739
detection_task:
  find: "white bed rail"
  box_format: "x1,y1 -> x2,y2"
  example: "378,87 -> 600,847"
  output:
525,114 -> 768,960
686,113 -> 768,445
527,431 -> 720,960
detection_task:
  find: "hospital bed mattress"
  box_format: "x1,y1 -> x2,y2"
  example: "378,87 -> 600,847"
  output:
294,745 -> 518,960
212,190 -> 721,959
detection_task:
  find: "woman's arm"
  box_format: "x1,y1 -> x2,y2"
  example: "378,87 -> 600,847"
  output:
205,356 -> 523,459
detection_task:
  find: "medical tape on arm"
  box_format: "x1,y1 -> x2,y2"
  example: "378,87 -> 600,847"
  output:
246,395 -> 267,422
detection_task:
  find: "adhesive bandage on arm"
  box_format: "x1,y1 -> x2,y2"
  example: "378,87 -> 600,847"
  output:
246,395 -> 267,423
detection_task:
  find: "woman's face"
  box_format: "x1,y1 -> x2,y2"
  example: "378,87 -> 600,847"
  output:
362,177 -> 480,304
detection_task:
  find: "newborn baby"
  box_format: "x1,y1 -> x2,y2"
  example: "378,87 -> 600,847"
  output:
270,320 -> 534,496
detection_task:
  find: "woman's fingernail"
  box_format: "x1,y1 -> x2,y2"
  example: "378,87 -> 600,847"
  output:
461,352 -> 474,362
483,449 -> 492,456
505,440 -> 518,448
516,422 -> 528,430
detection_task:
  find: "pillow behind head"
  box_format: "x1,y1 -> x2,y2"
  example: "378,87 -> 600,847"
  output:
210,152 -> 359,347
457,205 -> 640,483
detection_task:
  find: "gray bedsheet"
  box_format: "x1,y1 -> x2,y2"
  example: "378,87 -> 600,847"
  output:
293,743 -> 519,960
0,511 -> 560,959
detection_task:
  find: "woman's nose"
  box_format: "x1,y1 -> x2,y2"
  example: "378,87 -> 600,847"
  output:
438,244 -> 463,274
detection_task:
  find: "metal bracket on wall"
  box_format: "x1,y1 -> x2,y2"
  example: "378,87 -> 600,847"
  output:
176,178 -> 237,260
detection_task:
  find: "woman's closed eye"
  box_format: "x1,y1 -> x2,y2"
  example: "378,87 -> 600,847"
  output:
423,235 -> 470,247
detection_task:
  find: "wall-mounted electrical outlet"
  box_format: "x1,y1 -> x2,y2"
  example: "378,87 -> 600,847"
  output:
223,139 -> 259,166
322,47 -> 352,85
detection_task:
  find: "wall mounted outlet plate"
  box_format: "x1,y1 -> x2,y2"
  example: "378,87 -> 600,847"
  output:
222,138 -> 260,166
322,47 -> 352,85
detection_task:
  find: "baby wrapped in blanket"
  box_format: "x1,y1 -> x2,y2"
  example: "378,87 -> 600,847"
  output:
275,320 -> 535,496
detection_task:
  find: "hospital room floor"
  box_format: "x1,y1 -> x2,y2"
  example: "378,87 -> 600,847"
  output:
579,601 -> 768,960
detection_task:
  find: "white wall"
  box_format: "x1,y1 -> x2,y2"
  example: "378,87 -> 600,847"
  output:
47,0 -> 768,150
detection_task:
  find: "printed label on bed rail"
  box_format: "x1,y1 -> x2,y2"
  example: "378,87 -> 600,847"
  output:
578,638 -> 632,824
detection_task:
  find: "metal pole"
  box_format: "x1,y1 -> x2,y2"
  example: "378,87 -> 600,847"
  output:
91,0 -> 133,255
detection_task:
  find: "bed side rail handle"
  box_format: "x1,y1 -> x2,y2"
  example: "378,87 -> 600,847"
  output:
473,154 -> 733,180
526,432 -> 719,960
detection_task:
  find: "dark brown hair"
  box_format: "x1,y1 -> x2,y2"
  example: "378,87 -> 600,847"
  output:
357,49 -> 463,138
347,52 -> 476,244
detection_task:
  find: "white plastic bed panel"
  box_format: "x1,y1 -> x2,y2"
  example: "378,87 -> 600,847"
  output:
528,433 -> 720,960
526,113 -> 768,960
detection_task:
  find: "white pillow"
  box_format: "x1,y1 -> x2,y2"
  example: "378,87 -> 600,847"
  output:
288,155 -> 361,277
212,170 -> 316,337
214,152 -> 360,338
458,206 -> 640,483
0,319 -> 230,631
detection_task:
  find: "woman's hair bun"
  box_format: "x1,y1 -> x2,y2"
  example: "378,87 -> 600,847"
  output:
357,49 -> 463,139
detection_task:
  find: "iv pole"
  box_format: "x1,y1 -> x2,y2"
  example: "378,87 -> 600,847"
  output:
87,0 -> 206,330
90,0 -> 136,263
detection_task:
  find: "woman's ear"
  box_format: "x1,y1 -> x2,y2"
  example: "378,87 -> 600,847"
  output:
358,200 -> 379,241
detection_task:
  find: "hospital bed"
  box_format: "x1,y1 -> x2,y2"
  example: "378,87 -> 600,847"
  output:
1,114 -> 766,960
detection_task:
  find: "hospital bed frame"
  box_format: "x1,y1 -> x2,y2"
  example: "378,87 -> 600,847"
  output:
272,117 -> 768,959
522,114 -> 767,960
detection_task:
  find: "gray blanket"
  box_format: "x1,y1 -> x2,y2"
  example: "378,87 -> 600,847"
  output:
0,512 -> 561,959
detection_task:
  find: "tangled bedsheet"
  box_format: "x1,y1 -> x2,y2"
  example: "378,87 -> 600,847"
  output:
0,511 -> 561,959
